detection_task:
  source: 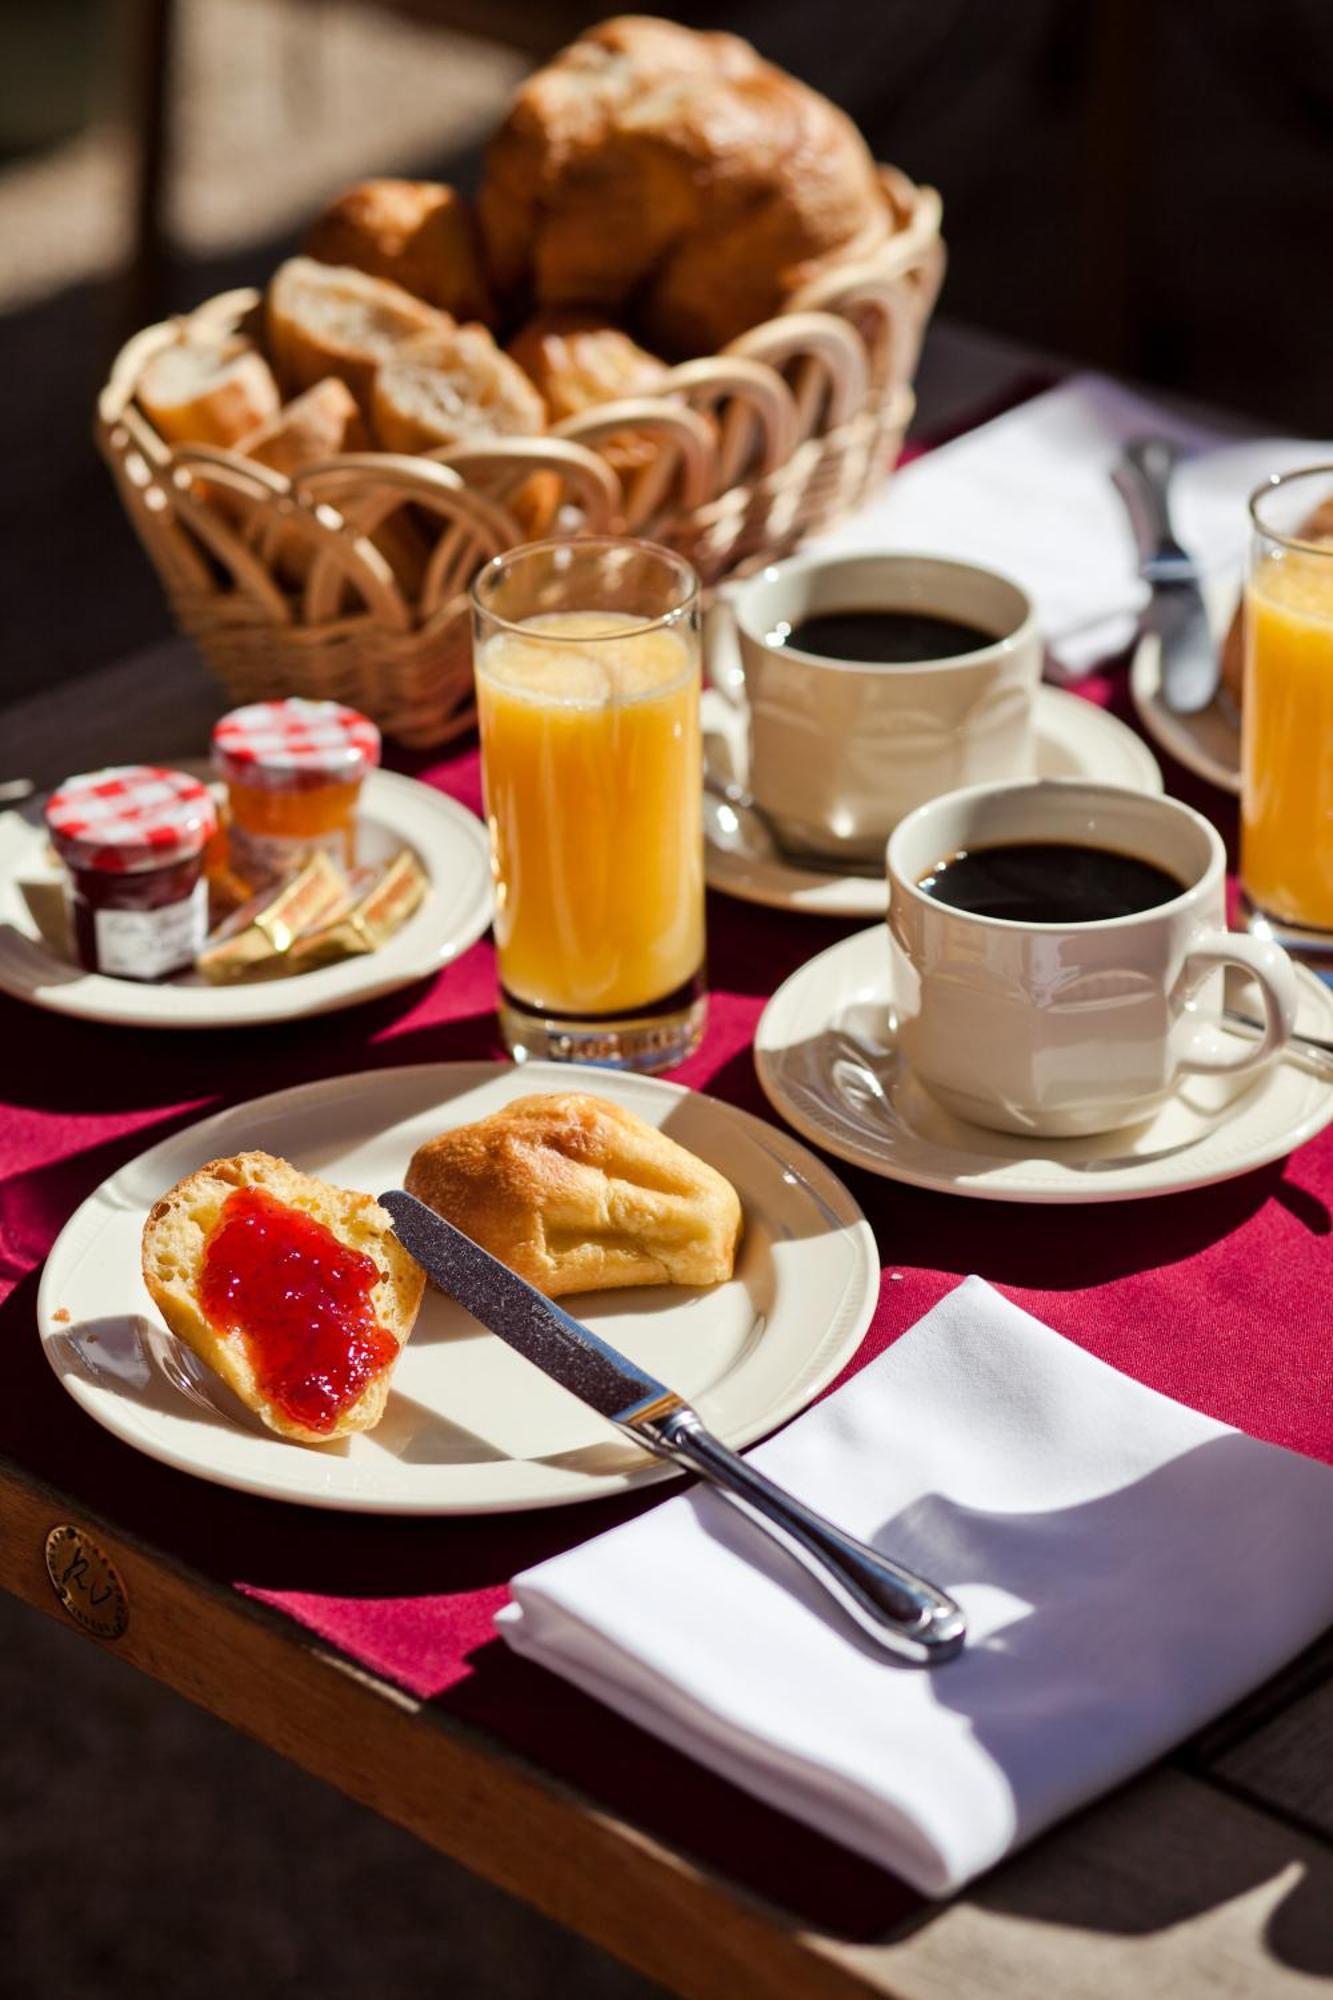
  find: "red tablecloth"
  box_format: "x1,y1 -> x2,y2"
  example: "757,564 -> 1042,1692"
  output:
4,596 -> 1332,1939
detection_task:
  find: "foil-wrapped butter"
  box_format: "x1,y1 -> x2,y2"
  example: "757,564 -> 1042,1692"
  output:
289,851 -> 428,969
196,852 -> 346,983
195,849 -> 427,982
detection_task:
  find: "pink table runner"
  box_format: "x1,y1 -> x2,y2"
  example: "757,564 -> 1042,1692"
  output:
4,602 -> 1331,1937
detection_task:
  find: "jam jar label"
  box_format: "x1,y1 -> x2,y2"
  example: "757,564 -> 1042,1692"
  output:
93,877 -> 208,980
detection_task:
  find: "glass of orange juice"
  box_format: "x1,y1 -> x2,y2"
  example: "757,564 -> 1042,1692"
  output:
1241,466 -> 1333,948
472,537 -> 706,1070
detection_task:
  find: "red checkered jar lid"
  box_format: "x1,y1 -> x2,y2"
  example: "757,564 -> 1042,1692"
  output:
45,766 -> 218,874
212,699 -> 382,792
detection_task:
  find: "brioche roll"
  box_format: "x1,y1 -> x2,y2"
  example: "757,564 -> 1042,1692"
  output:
478,16 -> 887,354
405,1091 -> 743,1299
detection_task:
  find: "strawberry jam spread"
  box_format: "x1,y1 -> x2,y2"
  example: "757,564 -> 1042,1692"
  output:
199,1186 -> 396,1434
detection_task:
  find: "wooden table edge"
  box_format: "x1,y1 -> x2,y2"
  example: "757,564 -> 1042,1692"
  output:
7,1453 -> 1331,2000
0,1456 -> 912,2000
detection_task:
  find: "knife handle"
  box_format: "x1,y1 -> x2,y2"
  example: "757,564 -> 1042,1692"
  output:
626,1405 -> 966,1666
1117,436 -> 1186,564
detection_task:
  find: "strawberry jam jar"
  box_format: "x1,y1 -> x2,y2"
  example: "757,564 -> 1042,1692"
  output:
45,765 -> 217,981
212,698 -> 381,890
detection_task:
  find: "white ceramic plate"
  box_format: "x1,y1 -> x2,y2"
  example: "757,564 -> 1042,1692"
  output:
755,925 -> 1333,1203
0,768 -> 492,1028
702,686 -> 1163,918
39,1061 -> 878,1512
1129,570 -> 1242,795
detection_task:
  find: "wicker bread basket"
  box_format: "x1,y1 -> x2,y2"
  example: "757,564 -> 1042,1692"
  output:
97,169 -> 943,748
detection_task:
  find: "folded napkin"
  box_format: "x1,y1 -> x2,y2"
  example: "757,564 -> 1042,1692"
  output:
499,1279 -> 1333,1896
808,373 -> 1329,669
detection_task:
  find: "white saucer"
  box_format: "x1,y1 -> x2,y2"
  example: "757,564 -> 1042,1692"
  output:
702,686 -> 1163,918
1129,570 -> 1241,795
39,1061 -> 879,1513
755,925 -> 1333,1203
0,768 -> 492,1029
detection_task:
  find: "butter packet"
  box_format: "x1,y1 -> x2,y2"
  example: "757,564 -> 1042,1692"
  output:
288,850 -> 428,970
196,851 -> 347,983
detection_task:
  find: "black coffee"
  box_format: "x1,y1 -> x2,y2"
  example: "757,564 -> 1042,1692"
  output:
780,609 -> 995,664
917,842 -> 1186,924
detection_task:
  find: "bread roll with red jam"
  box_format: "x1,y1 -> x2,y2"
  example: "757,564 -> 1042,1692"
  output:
142,1151 -> 425,1444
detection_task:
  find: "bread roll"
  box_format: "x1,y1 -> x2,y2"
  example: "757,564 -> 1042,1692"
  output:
138,335 -> 281,447
371,322 -> 545,454
479,16 -> 887,354
266,256 -> 447,410
405,1091 -> 743,1299
142,1151 -> 425,1444
305,179 -> 493,323
507,310 -> 668,421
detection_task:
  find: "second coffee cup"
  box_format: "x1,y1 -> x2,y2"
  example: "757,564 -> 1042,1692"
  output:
725,552 -> 1041,866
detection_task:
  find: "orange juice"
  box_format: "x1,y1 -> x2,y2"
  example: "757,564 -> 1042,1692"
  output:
1241,546 -> 1333,929
476,611 -> 704,1015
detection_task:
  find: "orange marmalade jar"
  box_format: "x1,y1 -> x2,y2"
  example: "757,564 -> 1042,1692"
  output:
211,699 -> 381,889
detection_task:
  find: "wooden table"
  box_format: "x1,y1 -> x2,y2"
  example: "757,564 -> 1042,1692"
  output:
4,326 -> 1331,1998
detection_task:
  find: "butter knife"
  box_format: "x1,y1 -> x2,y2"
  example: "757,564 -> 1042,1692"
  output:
1115,436 -> 1219,714
380,1190 -> 966,1666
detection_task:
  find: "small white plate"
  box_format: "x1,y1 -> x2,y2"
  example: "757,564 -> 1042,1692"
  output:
1129,570 -> 1242,795
702,686 -> 1163,918
755,925 -> 1333,1203
0,768 -> 492,1029
38,1061 -> 878,1513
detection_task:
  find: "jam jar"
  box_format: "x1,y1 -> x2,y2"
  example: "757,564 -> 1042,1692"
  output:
212,698 -> 381,890
45,766 -> 218,981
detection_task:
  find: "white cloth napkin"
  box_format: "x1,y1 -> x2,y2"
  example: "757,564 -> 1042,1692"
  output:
806,373 -> 1329,669
499,1279 -> 1333,1896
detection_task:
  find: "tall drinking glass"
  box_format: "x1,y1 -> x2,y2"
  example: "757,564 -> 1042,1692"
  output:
1241,467 -> 1333,948
472,537 -> 706,1070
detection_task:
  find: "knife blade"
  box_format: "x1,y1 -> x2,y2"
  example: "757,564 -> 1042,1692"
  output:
1114,436 -> 1220,715
380,1188 -> 966,1666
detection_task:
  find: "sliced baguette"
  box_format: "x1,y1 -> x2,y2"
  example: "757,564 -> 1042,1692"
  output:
138,335 -> 281,447
234,378 -> 427,599
142,1151 -> 425,1445
235,375 -> 370,474
372,323 -> 545,454
266,256 -> 449,411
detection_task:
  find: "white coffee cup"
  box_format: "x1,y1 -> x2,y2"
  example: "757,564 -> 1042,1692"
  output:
886,779 -> 1300,1138
722,552 -> 1041,865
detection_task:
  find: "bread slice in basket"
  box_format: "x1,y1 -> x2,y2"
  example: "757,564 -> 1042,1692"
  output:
266,256 -> 447,410
142,1151 -> 425,1445
137,335 -> 281,447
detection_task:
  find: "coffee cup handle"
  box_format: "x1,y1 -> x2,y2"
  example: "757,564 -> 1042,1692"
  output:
1175,932 -> 1300,1080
